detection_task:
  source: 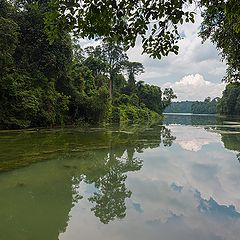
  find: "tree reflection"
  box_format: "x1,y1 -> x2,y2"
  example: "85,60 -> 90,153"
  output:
88,166 -> 132,223
161,127 -> 176,146
81,125 -> 175,224
87,152 -> 142,223
0,124 -> 176,238
215,129 -> 240,164
163,114 -> 219,126
237,153 -> 240,163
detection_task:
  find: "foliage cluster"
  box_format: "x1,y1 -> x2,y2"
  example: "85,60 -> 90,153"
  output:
0,0 -> 176,129
200,0 -> 240,83
217,83 -> 240,115
44,0 -> 240,115
45,0 -> 196,59
45,0 -> 240,84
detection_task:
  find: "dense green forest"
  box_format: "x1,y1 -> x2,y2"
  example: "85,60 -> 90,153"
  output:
1,0 -> 240,130
0,0 -> 176,129
218,83 -> 240,115
164,98 -> 219,114
44,0 -> 240,115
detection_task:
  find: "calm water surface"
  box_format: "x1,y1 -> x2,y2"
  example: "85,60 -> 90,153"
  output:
0,114 -> 240,240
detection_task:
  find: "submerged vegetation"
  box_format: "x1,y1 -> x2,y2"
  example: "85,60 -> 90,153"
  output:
0,124 -> 175,172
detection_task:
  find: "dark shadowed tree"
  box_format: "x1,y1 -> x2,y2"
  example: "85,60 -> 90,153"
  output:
200,0 -> 240,83
124,61 -> 144,91
100,43 -> 128,98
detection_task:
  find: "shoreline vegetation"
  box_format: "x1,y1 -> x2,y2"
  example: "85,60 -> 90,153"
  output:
164,98 -> 219,114
0,0 -> 175,130
165,85 -> 240,116
0,116 -> 164,133
1,0 -> 240,130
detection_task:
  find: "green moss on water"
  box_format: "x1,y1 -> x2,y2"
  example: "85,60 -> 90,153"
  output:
0,122 -> 167,172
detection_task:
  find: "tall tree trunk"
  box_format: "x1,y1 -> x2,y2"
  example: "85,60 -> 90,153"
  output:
109,78 -> 113,99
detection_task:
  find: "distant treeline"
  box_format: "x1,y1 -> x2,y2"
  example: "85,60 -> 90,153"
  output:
164,97 -> 219,114
165,84 -> 240,116
164,101 -> 193,113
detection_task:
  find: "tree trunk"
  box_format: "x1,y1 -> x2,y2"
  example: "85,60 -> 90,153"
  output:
109,78 -> 113,99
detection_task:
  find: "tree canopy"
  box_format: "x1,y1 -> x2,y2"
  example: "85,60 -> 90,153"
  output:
45,0 -> 196,59
2,0 -> 240,127
200,0 -> 240,83
217,83 -> 240,115
44,0 -> 240,83
0,0 -> 176,129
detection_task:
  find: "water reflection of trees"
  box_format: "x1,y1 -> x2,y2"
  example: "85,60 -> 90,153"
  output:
0,124 -> 176,239
220,132 -> 240,164
237,153 -> 240,163
163,114 -> 220,126
88,165 -> 132,223
78,145 -> 143,224
206,125 -> 240,164
76,125 -> 176,224
163,114 -> 240,165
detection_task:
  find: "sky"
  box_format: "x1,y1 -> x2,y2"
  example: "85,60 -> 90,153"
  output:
80,10 -> 226,101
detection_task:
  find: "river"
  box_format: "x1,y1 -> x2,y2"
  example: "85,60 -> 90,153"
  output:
0,114 -> 240,240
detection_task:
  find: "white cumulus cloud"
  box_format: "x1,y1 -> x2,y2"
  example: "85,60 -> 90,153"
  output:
162,74 -> 226,101
127,9 -> 226,87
